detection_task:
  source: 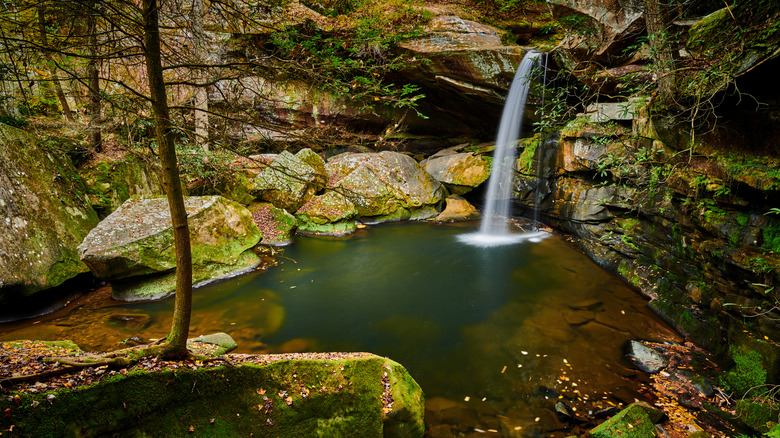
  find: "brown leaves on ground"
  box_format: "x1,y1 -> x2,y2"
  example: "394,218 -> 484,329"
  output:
639,341 -> 733,438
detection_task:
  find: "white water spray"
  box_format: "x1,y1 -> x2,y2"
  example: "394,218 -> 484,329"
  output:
459,50 -> 547,248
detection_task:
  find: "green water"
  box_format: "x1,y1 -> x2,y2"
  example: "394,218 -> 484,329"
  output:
0,221 -> 680,436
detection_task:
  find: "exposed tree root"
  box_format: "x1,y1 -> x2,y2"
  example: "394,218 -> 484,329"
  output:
0,340 -> 225,389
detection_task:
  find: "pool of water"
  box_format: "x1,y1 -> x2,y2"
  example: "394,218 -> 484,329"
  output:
0,220 -> 680,436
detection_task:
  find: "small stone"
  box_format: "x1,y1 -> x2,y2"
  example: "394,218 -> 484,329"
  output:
625,340 -> 668,373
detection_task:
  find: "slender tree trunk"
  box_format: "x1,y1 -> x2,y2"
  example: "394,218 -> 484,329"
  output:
38,7 -> 75,122
191,0 -> 209,152
143,0 -> 193,357
0,26 -> 30,115
644,0 -> 676,106
86,9 -> 102,151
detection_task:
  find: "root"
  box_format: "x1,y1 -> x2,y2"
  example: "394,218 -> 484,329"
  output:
1,340 -> 202,389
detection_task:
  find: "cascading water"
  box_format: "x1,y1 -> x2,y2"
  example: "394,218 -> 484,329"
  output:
459,50 -> 548,247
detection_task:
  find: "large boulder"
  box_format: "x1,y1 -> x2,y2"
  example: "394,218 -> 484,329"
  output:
79,154 -> 163,216
399,15 -> 524,103
295,191 -> 360,236
0,125 -> 100,303
396,13 -> 530,137
0,348 -> 425,438
78,196 -> 261,299
325,151 -> 444,221
252,149 -> 328,212
424,151 -> 491,195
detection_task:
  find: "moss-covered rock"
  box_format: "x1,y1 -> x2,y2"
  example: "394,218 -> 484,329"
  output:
252,149 -> 327,212
78,196 -> 261,300
111,250 -> 260,301
589,402 -> 664,438
326,151 -> 443,220
0,354 -> 425,438
296,191 -> 359,226
248,202 -> 298,246
0,124 -> 100,302
79,154 -> 163,216
424,152 -> 490,195
79,196 -> 260,280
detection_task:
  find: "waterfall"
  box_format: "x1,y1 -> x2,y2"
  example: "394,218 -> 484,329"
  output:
459,50 -> 548,247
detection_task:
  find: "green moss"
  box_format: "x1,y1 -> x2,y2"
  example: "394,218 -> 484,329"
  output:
720,346 -> 767,395
516,135 -> 541,174
112,250 -> 261,301
762,218 -> 780,253
297,220 -> 358,236
736,399 -> 780,433
0,356 -> 424,437
589,403 -> 661,438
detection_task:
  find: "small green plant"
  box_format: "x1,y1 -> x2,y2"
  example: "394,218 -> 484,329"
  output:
720,346 -> 767,395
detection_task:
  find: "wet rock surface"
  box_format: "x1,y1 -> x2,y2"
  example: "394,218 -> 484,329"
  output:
626,340 -> 669,373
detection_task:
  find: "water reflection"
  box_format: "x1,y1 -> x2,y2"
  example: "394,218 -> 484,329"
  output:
0,221 -> 680,436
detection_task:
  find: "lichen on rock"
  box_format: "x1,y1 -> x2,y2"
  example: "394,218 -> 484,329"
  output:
0,124 -> 99,302
78,195 -> 261,300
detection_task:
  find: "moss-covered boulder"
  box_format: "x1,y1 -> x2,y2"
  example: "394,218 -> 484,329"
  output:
79,154 -> 163,216
0,353 -> 425,438
252,149 -> 327,212
589,402 -> 664,438
0,124 -> 100,303
248,202 -> 298,246
78,196 -> 261,300
424,152 -> 491,195
325,151 -> 444,220
296,191 -> 359,236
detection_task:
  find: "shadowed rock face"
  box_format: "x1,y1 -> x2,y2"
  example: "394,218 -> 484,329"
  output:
0,125 -> 99,301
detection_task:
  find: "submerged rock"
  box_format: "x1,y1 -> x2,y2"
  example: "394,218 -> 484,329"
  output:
78,196 -> 261,300
0,124 -> 100,302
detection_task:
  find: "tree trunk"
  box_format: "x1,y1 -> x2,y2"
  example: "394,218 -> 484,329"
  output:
191,0 -> 209,152
143,0 -> 193,357
86,9 -> 102,151
38,7 -> 75,122
644,0 -> 676,106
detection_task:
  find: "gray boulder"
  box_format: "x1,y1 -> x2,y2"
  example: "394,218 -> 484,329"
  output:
325,151 -> 444,221
78,196 -> 261,300
252,149 -> 327,212
0,125 -> 99,301
424,152 -> 491,195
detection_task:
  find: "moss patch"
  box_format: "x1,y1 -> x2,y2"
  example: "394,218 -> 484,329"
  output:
0,355 -> 424,438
